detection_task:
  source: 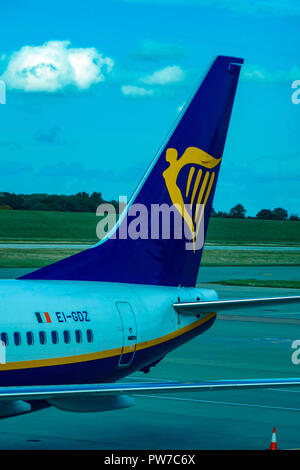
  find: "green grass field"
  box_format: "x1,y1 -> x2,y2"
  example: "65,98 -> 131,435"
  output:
206,217 -> 300,246
201,249 -> 300,266
0,210 -> 98,243
0,210 -> 299,245
210,279 -> 300,288
0,248 -> 82,268
0,210 -> 299,267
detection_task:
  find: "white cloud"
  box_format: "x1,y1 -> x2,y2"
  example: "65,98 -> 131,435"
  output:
121,85 -> 154,97
242,64 -> 300,83
142,65 -> 184,85
120,65 -> 185,99
1,40 -> 114,92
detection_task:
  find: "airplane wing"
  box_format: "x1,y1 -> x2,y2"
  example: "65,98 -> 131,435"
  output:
1,378 -> 300,402
173,296 -> 300,315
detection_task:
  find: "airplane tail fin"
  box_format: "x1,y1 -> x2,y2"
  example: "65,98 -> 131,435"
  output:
20,55 -> 244,287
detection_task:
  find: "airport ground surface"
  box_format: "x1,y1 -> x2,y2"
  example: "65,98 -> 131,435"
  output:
0,267 -> 299,450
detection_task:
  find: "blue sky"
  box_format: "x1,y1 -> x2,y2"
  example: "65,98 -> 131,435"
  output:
0,0 -> 299,216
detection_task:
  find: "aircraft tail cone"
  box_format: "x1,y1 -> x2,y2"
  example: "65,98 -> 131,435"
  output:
269,427 -> 278,451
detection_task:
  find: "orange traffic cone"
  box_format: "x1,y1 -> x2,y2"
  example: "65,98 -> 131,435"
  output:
270,427 -> 278,450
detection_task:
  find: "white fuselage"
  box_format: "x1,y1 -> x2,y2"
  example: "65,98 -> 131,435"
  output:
0,280 -> 218,386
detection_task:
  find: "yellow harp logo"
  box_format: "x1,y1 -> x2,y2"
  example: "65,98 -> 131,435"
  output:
162,146 -> 221,250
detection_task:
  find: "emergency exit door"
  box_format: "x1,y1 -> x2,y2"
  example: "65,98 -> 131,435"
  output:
116,302 -> 137,367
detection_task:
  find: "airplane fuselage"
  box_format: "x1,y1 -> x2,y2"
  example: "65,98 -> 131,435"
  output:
0,280 -> 217,387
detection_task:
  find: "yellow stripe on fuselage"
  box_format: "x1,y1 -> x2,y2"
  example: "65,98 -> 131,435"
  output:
0,313 -> 216,371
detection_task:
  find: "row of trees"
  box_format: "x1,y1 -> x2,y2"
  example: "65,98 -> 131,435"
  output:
0,193 -> 299,221
0,192 -> 118,213
211,204 -> 300,221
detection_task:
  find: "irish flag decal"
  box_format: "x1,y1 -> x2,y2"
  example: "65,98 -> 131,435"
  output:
35,312 -> 52,323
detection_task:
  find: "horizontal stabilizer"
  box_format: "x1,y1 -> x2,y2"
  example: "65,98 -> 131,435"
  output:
173,296 -> 300,315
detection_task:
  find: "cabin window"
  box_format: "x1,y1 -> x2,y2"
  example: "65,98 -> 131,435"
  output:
39,331 -> 47,345
75,330 -> 82,344
86,329 -> 93,343
51,331 -> 59,345
63,330 -> 71,344
14,332 -> 21,346
0,332 -> 8,346
26,331 -> 34,346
